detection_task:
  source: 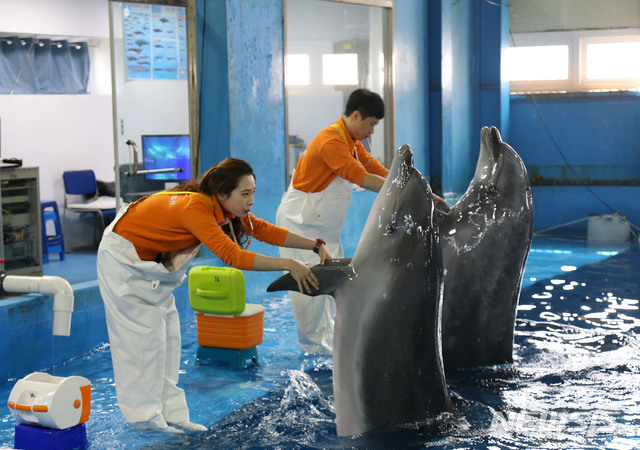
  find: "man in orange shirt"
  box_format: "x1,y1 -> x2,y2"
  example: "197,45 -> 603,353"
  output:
97,158 -> 331,434
276,88 -> 388,355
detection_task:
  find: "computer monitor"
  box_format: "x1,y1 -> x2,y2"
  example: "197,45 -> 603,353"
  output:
141,134 -> 191,181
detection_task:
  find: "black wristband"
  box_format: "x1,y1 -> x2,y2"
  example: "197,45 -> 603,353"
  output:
313,238 -> 326,254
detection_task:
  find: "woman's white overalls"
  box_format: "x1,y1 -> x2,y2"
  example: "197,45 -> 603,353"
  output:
276,175 -> 353,355
97,201 -> 200,431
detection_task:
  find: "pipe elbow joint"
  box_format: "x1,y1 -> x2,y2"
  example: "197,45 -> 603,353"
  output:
0,275 -> 75,337
49,277 -> 74,312
49,277 -> 74,337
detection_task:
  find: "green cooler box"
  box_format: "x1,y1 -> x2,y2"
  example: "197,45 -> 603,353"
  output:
188,266 -> 246,315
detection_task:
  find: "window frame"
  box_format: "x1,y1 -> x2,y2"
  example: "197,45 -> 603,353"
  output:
509,29 -> 640,94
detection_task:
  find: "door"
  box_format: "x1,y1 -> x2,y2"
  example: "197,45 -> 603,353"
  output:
108,0 -> 194,207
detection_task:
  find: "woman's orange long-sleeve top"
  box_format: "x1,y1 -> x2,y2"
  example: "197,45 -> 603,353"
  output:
113,192 -> 288,270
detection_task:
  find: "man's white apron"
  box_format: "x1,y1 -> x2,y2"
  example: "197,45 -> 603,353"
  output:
276,175 -> 353,355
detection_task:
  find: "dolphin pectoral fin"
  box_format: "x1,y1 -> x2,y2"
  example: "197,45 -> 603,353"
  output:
267,264 -> 353,296
266,273 -> 297,292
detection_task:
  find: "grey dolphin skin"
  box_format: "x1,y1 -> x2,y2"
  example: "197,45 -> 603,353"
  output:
268,145 -> 456,437
437,126 -> 534,371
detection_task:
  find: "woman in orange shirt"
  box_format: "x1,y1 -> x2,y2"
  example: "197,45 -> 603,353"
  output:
97,157 -> 331,434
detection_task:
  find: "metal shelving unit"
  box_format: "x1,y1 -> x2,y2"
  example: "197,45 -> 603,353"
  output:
0,167 -> 42,276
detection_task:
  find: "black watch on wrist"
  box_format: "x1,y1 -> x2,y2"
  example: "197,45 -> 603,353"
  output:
313,238 -> 326,254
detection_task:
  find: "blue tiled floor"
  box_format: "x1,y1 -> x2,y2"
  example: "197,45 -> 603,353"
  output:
42,250 -> 98,285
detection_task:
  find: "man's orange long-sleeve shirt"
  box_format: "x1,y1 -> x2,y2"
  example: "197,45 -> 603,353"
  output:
114,192 -> 288,270
292,117 -> 388,193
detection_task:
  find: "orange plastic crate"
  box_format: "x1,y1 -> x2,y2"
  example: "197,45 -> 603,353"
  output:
196,304 -> 265,350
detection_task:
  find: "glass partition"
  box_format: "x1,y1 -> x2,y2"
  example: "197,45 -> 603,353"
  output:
284,0 -> 394,184
109,1 -> 191,206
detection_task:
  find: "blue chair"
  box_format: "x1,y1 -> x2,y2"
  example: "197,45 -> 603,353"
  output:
62,170 -> 117,246
41,201 -> 65,263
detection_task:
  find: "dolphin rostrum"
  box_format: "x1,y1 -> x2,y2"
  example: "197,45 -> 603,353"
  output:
268,144 -> 456,437
437,126 -> 534,371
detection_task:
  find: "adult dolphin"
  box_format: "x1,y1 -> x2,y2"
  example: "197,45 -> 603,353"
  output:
437,126 -> 534,371
268,145 -> 456,437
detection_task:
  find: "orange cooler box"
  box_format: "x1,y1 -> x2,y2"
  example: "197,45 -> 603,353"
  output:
196,303 -> 265,350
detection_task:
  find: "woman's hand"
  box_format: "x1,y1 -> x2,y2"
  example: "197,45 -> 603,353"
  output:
287,259 -> 320,294
317,244 -> 332,264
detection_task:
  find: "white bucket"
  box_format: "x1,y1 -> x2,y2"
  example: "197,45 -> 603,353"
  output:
587,214 -> 630,244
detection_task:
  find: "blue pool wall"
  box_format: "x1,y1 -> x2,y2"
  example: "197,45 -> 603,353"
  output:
509,92 -> 640,232
3,0 -> 640,384
0,281 -> 112,382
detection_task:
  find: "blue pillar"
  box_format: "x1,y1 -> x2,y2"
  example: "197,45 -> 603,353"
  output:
194,0 -> 285,268
438,0 -> 510,197
427,0 -> 443,194
440,0 -> 478,195
196,0 -> 286,201
225,0 -> 286,200
196,0 -> 231,175
478,0 -> 510,136
394,0 -> 430,177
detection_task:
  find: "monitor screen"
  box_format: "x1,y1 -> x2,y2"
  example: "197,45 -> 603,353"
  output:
141,134 -> 191,181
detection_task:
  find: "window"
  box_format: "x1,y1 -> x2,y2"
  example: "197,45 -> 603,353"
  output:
0,37 -> 91,94
322,53 -> 359,85
507,29 -> 640,93
286,54 -> 311,86
507,45 -> 568,81
583,39 -> 640,81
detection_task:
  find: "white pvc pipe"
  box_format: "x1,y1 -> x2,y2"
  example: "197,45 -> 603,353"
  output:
2,275 -> 74,336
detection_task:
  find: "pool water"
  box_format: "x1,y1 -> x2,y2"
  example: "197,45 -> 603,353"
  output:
1,236 -> 639,449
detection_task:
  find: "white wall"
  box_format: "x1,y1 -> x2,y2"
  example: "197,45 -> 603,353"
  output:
0,0 -> 110,38
0,0 -> 189,248
0,0 -> 114,208
511,0 -> 640,33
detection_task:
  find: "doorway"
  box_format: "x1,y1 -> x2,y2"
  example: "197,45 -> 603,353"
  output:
108,1 -> 192,207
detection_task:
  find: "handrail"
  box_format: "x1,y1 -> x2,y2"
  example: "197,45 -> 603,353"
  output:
124,139 -> 184,177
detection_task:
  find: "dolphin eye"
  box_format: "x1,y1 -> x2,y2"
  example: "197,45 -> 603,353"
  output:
384,212 -> 398,235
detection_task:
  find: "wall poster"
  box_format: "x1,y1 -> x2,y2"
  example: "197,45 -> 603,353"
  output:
123,2 -> 188,80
